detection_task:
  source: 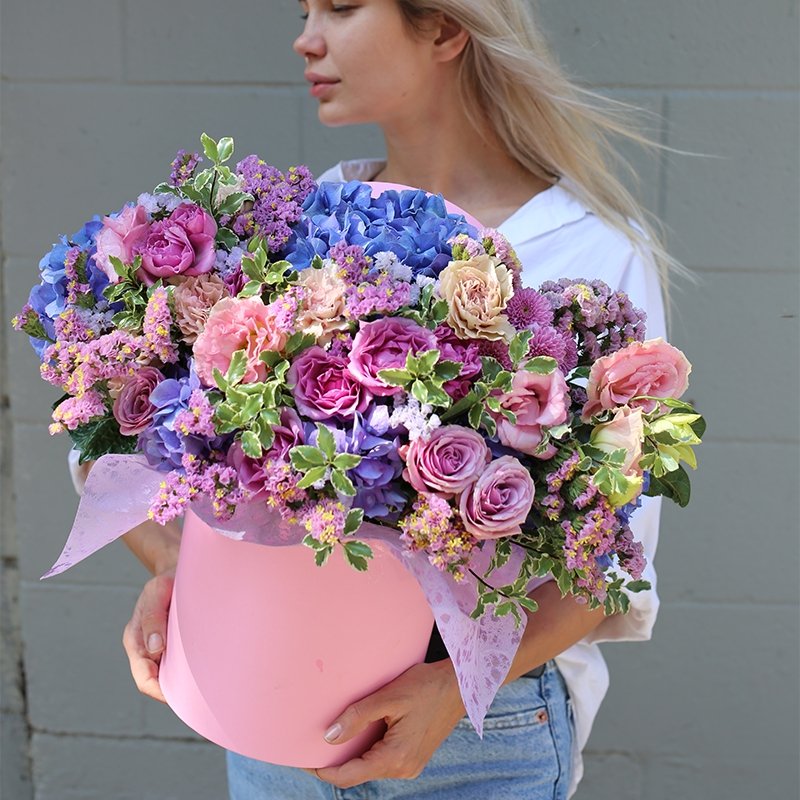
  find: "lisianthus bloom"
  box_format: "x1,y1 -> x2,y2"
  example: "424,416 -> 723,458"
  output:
582,337 -> 691,419
437,254 -> 515,342
288,346 -> 372,420
459,456 -> 535,539
403,425 -> 491,499
590,406 -> 645,506
94,204 -> 151,283
193,297 -> 288,387
348,317 -> 437,397
136,203 -> 217,286
112,366 -> 164,436
491,367 -> 569,458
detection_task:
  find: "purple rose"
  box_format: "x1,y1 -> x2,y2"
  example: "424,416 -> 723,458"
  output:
112,367 -> 164,436
227,442 -> 270,500
403,425 -> 491,499
459,455 -> 535,539
269,407 -> 306,460
136,203 -> 217,286
434,325 -> 481,400
348,317 -> 437,397
288,346 -> 372,421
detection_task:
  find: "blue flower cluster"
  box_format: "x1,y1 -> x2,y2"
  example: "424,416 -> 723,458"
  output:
284,180 -> 477,278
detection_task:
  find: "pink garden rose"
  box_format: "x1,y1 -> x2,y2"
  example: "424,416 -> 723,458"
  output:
348,317 -> 437,396
288,346 -> 372,421
193,297 -> 288,387
112,366 -> 163,436
403,425 -> 491,499
491,367 -> 569,459
94,204 -> 151,283
459,455 -> 535,539
136,203 -> 217,286
582,337 -> 691,419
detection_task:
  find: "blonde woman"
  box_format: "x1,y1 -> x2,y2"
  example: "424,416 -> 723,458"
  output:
109,1 -> 676,797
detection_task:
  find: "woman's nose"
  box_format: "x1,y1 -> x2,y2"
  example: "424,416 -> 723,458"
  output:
292,22 -> 326,61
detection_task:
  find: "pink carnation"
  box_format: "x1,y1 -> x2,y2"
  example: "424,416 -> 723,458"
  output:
193,297 -> 288,387
173,273 -> 229,344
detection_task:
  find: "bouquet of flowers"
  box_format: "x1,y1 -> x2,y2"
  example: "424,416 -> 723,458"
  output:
14,134 -> 704,627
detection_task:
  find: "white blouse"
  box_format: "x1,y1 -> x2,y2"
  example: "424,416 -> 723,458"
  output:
317,159 -> 667,798
69,158 -> 667,798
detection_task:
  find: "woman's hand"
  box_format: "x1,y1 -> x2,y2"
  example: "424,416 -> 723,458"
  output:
121,570 -> 176,704
311,659 -> 466,789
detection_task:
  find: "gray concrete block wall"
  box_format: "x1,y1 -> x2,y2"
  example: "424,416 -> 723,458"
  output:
0,2 -> 797,799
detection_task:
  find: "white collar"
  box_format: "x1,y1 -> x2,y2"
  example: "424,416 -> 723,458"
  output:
324,158 -> 589,243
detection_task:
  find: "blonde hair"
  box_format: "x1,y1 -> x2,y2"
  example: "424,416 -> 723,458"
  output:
398,0 -> 689,305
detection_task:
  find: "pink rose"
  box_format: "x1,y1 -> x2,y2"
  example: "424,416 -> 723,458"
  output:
403,425 -> 491,498
583,337 -> 692,419
112,367 -> 164,435
590,406 -> 645,506
459,455 -> 535,539
348,317 -> 437,396
288,346 -> 373,421
434,325 -> 481,401
193,297 -> 288,387
136,203 -> 217,286
94,204 -> 151,283
491,368 -> 569,459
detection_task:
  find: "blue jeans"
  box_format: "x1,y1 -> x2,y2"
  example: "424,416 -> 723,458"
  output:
227,660 -> 574,800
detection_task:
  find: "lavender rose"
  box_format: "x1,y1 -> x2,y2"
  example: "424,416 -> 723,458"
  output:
136,203 -> 217,286
112,367 -> 164,436
348,317 -> 437,396
268,407 -> 306,460
459,455 -> 535,539
288,346 -> 372,421
403,425 -> 491,499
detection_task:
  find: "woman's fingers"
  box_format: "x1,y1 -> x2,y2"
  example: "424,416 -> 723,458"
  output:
122,572 -> 175,704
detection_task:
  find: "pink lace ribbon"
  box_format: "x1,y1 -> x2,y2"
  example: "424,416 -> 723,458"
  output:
44,453 -> 548,735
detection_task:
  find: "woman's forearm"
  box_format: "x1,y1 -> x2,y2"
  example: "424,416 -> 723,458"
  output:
502,580 -> 609,684
121,518 -> 182,576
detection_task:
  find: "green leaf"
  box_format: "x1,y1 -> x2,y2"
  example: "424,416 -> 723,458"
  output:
291,446 -> 327,467
434,360 -> 463,382
217,137 -> 234,163
416,349 -> 440,374
431,299 -> 450,323
426,385 -> 451,407
241,256 -> 264,282
485,396 -> 502,413
200,132 -> 219,163
468,403 -> 483,430
333,453 -> 362,471
645,464 -> 691,507
494,601 -> 516,618
480,410 -> 497,438
524,356 -> 558,375
509,330 -> 534,366
517,597 -> 539,614
344,508 -> 365,536
285,331 -> 317,356
226,349 -> 248,387
240,430 -> 262,458
215,228 -> 240,250
625,580 -> 652,593
377,368 -> 412,387
216,191 -> 251,217
108,255 -> 129,278
238,281 -> 263,299
411,380 -> 429,404
690,415 -> 707,440
331,469 -> 357,497
212,367 -> 228,392
194,169 -> 214,192
343,540 -> 373,571
316,424 -> 336,460
479,357 -> 503,383
66,414 -> 138,463
297,466 -> 328,490
315,546 -> 334,567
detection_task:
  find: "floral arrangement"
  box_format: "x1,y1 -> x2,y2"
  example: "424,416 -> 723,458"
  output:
14,134 -> 704,623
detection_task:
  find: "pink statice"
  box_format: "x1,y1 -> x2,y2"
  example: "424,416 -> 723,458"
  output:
49,390 -> 107,434
143,286 -> 178,364
169,149 -> 201,187
298,496 -> 349,547
346,274 -> 412,318
399,493 -> 478,580
63,247 -> 93,307
327,331 -> 355,359
328,241 -> 371,283
449,234 -> 485,261
174,389 -> 217,438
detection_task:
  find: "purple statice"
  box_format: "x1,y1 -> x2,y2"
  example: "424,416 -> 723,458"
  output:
614,526 -> 646,580
233,157 -> 315,252
214,246 -> 247,295
298,497 -> 349,547
169,150 -> 201,187
173,389 -> 217,438
328,331 -> 354,359
506,288 -> 554,330
346,273 -> 412,319
399,492 -> 478,581
539,278 -> 647,363
328,241 -> 371,283
142,287 -> 178,365
49,390 -> 107,434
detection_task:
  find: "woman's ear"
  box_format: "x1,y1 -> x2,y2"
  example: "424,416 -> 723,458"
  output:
431,14 -> 470,63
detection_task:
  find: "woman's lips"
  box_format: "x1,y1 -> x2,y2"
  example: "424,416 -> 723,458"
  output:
305,72 -> 340,98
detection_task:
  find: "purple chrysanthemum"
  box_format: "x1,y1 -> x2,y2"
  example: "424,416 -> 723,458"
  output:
506,288 -> 554,330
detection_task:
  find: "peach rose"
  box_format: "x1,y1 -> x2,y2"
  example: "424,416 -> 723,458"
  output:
437,253 -> 515,342
173,273 -> 229,344
295,263 -> 350,345
583,338 -> 691,419
193,297 -> 288,387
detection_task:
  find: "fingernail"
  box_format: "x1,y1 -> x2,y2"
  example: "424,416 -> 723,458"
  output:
147,633 -> 163,653
324,723 -> 342,743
